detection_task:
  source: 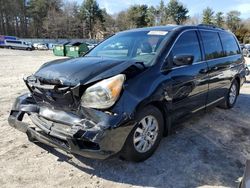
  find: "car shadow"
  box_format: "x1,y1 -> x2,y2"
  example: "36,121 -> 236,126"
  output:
35,93 -> 250,188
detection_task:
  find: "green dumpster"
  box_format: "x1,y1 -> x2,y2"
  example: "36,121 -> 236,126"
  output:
65,42 -> 89,58
53,42 -> 69,56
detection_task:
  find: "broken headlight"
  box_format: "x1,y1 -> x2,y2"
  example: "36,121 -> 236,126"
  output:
81,74 -> 125,109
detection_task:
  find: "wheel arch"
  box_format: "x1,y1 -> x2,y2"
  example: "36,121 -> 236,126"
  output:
136,100 -> 171,137
233,75 -> 241,95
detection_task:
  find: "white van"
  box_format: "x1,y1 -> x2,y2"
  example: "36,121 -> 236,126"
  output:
4,40 -> 33,50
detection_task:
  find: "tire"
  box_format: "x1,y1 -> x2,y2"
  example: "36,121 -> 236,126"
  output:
246,67 -> 250,76
219,80 -> 239,109
120,105 -> 164,162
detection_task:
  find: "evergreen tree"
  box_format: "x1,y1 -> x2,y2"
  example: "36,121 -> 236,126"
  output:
166,0 -> 189,25
202,7 -> 214,25
215,12 -> 224,27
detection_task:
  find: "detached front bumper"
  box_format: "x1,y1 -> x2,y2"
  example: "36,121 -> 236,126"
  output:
8,94 -> 134,159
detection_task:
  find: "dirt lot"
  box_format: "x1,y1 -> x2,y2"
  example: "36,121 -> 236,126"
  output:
0,49 -> 250,188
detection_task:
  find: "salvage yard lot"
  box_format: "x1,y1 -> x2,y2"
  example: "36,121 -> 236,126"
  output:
0,49 -> 250,188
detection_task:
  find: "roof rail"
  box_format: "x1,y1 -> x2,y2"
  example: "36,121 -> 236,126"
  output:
197,24 -> 224,30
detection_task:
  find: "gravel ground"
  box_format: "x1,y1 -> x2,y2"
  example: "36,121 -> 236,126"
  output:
0,49 -> 250,188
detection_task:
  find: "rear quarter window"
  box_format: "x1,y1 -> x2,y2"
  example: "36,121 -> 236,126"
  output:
219,32 -> 240,56
200,31 -> 224,60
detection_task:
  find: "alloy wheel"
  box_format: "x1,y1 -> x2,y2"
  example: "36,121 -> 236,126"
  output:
133,115 -> 159,153
229,83 -> 237,105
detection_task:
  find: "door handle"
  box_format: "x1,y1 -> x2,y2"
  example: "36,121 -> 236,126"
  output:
212,66 -> 218,71
229,64 -> 236,68
200,68 -> 208,74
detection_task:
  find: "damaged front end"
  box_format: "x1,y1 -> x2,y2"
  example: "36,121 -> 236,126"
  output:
8,74 -> 135,159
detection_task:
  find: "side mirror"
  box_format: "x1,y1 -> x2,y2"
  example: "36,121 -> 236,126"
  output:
173,54 -> 194,66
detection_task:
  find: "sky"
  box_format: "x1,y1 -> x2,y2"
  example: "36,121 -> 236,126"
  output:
77,0 -> 250,19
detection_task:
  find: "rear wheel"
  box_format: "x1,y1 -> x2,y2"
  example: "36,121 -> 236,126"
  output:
120,105 -> 164,162
219,80 -> 239,109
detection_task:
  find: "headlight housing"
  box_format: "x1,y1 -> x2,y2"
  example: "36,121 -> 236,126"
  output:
81,74 -> 125,109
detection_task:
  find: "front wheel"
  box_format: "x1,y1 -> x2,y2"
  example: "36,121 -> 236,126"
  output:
219,80 -> 239,109
120,105 -> 164,162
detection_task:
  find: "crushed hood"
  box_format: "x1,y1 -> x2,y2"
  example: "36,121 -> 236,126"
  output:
34,56 -> 138,86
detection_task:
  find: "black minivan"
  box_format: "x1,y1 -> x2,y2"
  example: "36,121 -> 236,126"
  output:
9,25 -> 247,162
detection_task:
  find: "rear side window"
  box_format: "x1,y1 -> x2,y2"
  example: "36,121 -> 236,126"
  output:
200,31 -> 223,60
219,32 -> 240,56
171,30 -> 202,64
6,40 -> 21,44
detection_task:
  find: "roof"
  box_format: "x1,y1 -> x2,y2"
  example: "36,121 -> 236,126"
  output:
119,25 -> 180,33
119,24 -> 227,34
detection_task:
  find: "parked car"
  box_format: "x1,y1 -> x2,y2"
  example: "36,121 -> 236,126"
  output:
32,43 -> 40,49
4,39 -> 33,50
240,43 -> 245,50
0,35 -> 17,47
37,43 -> 49,50
48,43 -> 56,50
243,44 -> 250,57
8,25 -> 247,162
86,42 -> 97,50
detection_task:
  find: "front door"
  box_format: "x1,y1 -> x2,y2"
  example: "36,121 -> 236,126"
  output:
168,30 -> 209,119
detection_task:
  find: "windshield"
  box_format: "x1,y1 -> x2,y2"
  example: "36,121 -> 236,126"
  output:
86,30 -> 169,67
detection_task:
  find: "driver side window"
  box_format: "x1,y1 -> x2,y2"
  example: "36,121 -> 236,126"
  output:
171,30 -> 202,66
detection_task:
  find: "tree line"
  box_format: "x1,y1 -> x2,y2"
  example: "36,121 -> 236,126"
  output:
0,0 -> 250,42
201,7 -> 250,43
